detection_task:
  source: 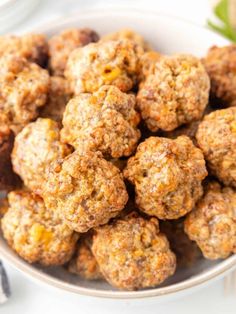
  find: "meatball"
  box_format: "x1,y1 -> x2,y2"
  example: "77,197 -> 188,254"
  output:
196,108 -> 236,187
48,28 -> 99,76
40,76 -> 72,124
43,150 -> 128,233
100,28 -> 151,51
65,39 -> 143,94
61,85 -> 141,158
1,190 -> 78,265
160,219 -> 201,267
12,118 -> 70,194
0,54 -> 49,133
203,45 -> 236,107
0,126 -> 20,191
137,54 -> 210,132
138,51 -> 161,82
124,136 -> 207,219
68,237 -> 103,280
92,212 -> 176,290
0,33 -> 48,67
184,181 -> 236,259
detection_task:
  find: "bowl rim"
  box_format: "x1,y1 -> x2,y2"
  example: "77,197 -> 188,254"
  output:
1,242 -> 236,299
1,8 -> 236,299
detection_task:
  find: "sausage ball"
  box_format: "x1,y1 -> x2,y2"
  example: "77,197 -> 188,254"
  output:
61,85 -> 141,158
0,33 -> 48,67
40,76 -> 72,124
12,118 -> 70,194
49,28 -> 99,76
138,51 -> 161,82
1,190 -> 78,265
0,54 -> 49,133
43,150 -> 128,233
124,136 -> 207,219
65,39 -> 143,94
160,219 -> 201,267
203,45 -> 236,106
196,108 -> 236,187
92,212 -> 176,290
184,181 -> 236,259
100,28 -> 151,51
68,237 -> 103,280
0,126 -> 20,190
137,54 -> 210,132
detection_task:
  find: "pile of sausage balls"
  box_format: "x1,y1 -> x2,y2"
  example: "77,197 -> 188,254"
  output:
0,27 -> 236,291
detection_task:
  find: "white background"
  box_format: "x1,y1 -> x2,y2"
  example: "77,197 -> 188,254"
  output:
1,0 -> 236,313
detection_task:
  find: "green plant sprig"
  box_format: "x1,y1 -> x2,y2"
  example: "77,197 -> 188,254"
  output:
207,0 -> 236,42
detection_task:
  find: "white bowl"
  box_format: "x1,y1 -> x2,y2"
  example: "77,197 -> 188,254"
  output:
0,8 -> 235,300
0,0 -> 40,34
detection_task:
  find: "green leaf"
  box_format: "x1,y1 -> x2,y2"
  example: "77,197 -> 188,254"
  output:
207,19 -> 236,41
208,0 -> 236,42
214,0 -> 229,25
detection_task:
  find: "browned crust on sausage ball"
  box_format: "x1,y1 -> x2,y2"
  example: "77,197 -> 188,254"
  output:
43,150 -> 128,233
203,45 -> 236,106
92,212 -> 176,290
65,39 -> 143,94
0,33 -> 48,67
61,85 -> 140,158
49,28 -> 99,76
1,190 -> 78,265
196,108 -> 236,187
137,54 -> 210,132
184,181 -> 236,259
12,118 -> 71,194
0,55 -> 49,133
124,136 -> 207,219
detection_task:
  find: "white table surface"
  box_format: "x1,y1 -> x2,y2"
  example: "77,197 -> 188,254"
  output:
1,0 -> 236,313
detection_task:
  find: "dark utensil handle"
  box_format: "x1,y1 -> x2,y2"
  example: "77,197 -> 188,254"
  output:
0,260 -> 10,304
